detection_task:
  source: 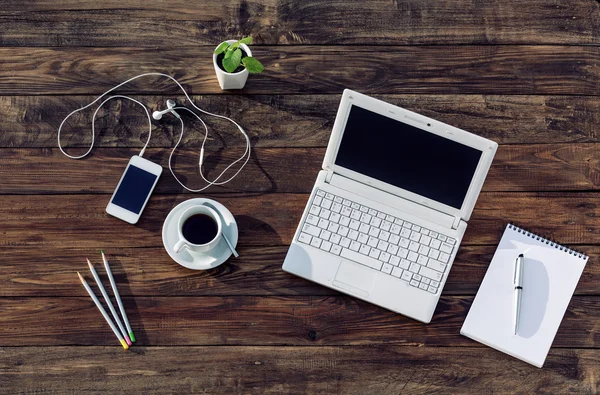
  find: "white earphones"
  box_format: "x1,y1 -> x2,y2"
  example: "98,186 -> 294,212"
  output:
57,72 -> 251,193
152,99 -> 180,120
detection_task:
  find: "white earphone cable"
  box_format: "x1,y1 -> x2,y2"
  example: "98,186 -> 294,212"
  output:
57,72 -> 251,191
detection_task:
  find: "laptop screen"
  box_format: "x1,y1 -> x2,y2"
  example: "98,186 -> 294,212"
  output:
334,105 -> 483,209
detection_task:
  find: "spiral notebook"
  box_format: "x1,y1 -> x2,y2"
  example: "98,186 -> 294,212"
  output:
461,224 -> 588,368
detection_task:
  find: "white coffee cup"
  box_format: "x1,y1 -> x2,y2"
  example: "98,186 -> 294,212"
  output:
173,205 -> 222,254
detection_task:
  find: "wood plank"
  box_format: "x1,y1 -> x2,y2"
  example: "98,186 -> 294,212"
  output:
1,46 -> 599,95
0,346 -> 597,393
5,143 -> 600,194
1,0 -> 598,46
0,296 -> 597,347
0,245 -> 598,297
2,193 -> 600,248
4,94 -> 600,148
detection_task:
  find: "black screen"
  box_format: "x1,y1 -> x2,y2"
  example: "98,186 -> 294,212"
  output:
111,165 -> 158,214
335,105 -> 482,209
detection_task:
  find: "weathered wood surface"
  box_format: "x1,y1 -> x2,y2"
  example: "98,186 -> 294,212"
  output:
0,246 -> 598,297
1,193 -> 600,247
1,46 -> 599,95
3,95 -> 599,148
1,0 -> 598,46
0,296 -> 597,347
1,347 -> 597,394
4,144 -> 600,194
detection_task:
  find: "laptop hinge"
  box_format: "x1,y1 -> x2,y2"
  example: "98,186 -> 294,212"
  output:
325,169 -> 334,183
451,215 -> 461,230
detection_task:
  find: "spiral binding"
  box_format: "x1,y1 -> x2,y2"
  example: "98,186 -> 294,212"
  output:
507,224 -> 587,259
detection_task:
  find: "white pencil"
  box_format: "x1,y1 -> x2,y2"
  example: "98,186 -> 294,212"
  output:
86,258 -> 132,346
101,250 -> 135,343
77,272 -> 129,350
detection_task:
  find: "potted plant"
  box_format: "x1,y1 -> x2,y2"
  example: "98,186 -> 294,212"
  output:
213,36 -> 264,90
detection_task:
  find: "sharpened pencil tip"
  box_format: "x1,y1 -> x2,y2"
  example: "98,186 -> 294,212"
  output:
86,258 -> 92,267
77,272 -> 84,281
100,250 -> 104,255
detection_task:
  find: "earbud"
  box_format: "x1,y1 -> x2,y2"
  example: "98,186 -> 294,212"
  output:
152,99 -> 180,120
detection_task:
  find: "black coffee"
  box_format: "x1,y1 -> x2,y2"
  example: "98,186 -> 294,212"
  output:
182,214 -> 218,245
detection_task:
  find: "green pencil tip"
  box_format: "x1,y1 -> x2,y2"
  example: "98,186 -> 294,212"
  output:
129,332 -> 136,343
100,250 -> 104,254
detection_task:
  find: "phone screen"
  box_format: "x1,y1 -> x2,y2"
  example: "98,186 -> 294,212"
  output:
111,165 -> 159,214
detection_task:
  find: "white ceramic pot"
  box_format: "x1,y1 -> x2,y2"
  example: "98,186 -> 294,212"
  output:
213,40 -> 252,90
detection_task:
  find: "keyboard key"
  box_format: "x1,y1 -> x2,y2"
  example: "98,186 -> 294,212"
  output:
421,229 -> 429,236
349,220 -> 360,230
420,235 -> 431,246
430,239 -> 441,249
341,206 -> 352,217
334,196 -> 343,204
379,230 -> 390,241
348,229 -> 359,240
421,277 -> 430,285
381,220 -> 391,231
409,231 -> 421,242
408,251 -> 419,262
409,262 -> 421,273
412,225 -> 421,232
328,223 -> 340,234
340,238 -> 351,248
408,241 -> 419,252
298,232 -> 312,244
306,214 -> 319,226
350,209 -> 362,220
341,248 -> 382,270
321,241 -> 332,252
343,199 -> 351,206
418,245 -> 430,256
309,205 -> 321,216
331,245 -> 342,255
417,255 -> 428,265
359,223 -> 370,234
410,279 -> 420,287
377,212 -> 386,219
339,217 -> 350,227
377,240 -> 389,251
387,244 -> 399,255
398,248 -> 409,259
399,238 -> 410,248
367,236 -> 379,248
338,226 -> 349,237
418,282 -> 428,290
390,224 -> 401,235
359,244 -> 371,256
329,212 -> 341,223
440,242 -> 453,254
389,234 -> 400,245
358,233 -> 369,244
419,266 -> 443,281
368,208 -> 378,216
430,280 -> 440,287
317,218 -> 329,229
319,209 -> 331,219
325,193 -> 334,200
392,266 -> 403,278
447,237 -> 456,245
368,227 -> 380,238
316,190 -> 325,197
382,263 -> 393,274
427,285 -> 437,294
320,230 -> 331,241
438,234 -> 447,242
413,274 -> 422,282
349,240 -> 361,251
428,249 -> 440,260
360,213 -> 372,223
330,234 -> 341,245
394,218 -> 404,225
351,202 -> 360,210
370,217 -> 382,227
314,196 -> 323,206
369,249 -> 381,260
386,215 -> 395,222
427,259 -> 446,273
303,223 -> 321,237
389,256 -> 400,266
359,205 -> 368,212
310,238 -> 322,248
399,259 -> 410,270
321,199 -> 332,210
331,203 -> 342,213
429,231 -> 438,239
401,271 -> 413,282
439,252 -> 450,263
400,227 -> 411,237
380,251 -> 391,263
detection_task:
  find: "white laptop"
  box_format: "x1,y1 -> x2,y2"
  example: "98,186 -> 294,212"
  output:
283,89 -> 498,323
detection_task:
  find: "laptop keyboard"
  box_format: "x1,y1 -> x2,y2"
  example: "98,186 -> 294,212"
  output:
298,189 -> 456,295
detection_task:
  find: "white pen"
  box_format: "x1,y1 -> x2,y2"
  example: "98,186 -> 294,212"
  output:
87,258 -> 132,346
513,253 -> 524,335
101,250 -> 135,343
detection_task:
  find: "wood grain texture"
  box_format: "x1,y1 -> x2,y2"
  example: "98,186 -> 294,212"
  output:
5,143 -> 600,194
1,0 -> 599,46
2,94 -> 600,149
2,193 -> 600,247
1,46 -> 599,95
1,346 -> 597,394
0,245 -> 598,297
0,295 -> 597,347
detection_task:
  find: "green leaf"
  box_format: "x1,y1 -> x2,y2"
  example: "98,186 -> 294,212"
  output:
242,56 -> 264,74
230,41 -> 240,50
223,48 -> 242,73
239,36 -> 253,45
213,41 -> 230,55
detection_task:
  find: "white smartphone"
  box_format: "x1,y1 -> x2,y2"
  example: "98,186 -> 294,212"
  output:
106,155 -> 163,224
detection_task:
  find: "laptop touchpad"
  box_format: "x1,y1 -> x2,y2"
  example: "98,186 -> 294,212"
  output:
332,260 -> 376,298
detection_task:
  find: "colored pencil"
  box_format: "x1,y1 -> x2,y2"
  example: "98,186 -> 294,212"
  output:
87,258 -> 132,346
101,250 -> 135,343
77,272 -> 129,350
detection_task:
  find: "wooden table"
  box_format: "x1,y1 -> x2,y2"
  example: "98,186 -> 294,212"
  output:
1,1 -> 599,393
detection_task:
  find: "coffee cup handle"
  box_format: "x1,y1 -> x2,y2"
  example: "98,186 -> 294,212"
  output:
173,239 -> 188,254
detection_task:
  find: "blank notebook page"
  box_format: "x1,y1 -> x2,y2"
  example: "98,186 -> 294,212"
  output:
460,224 -> 588,368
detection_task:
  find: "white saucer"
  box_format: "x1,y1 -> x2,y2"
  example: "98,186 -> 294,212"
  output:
162,198 -> 239,270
